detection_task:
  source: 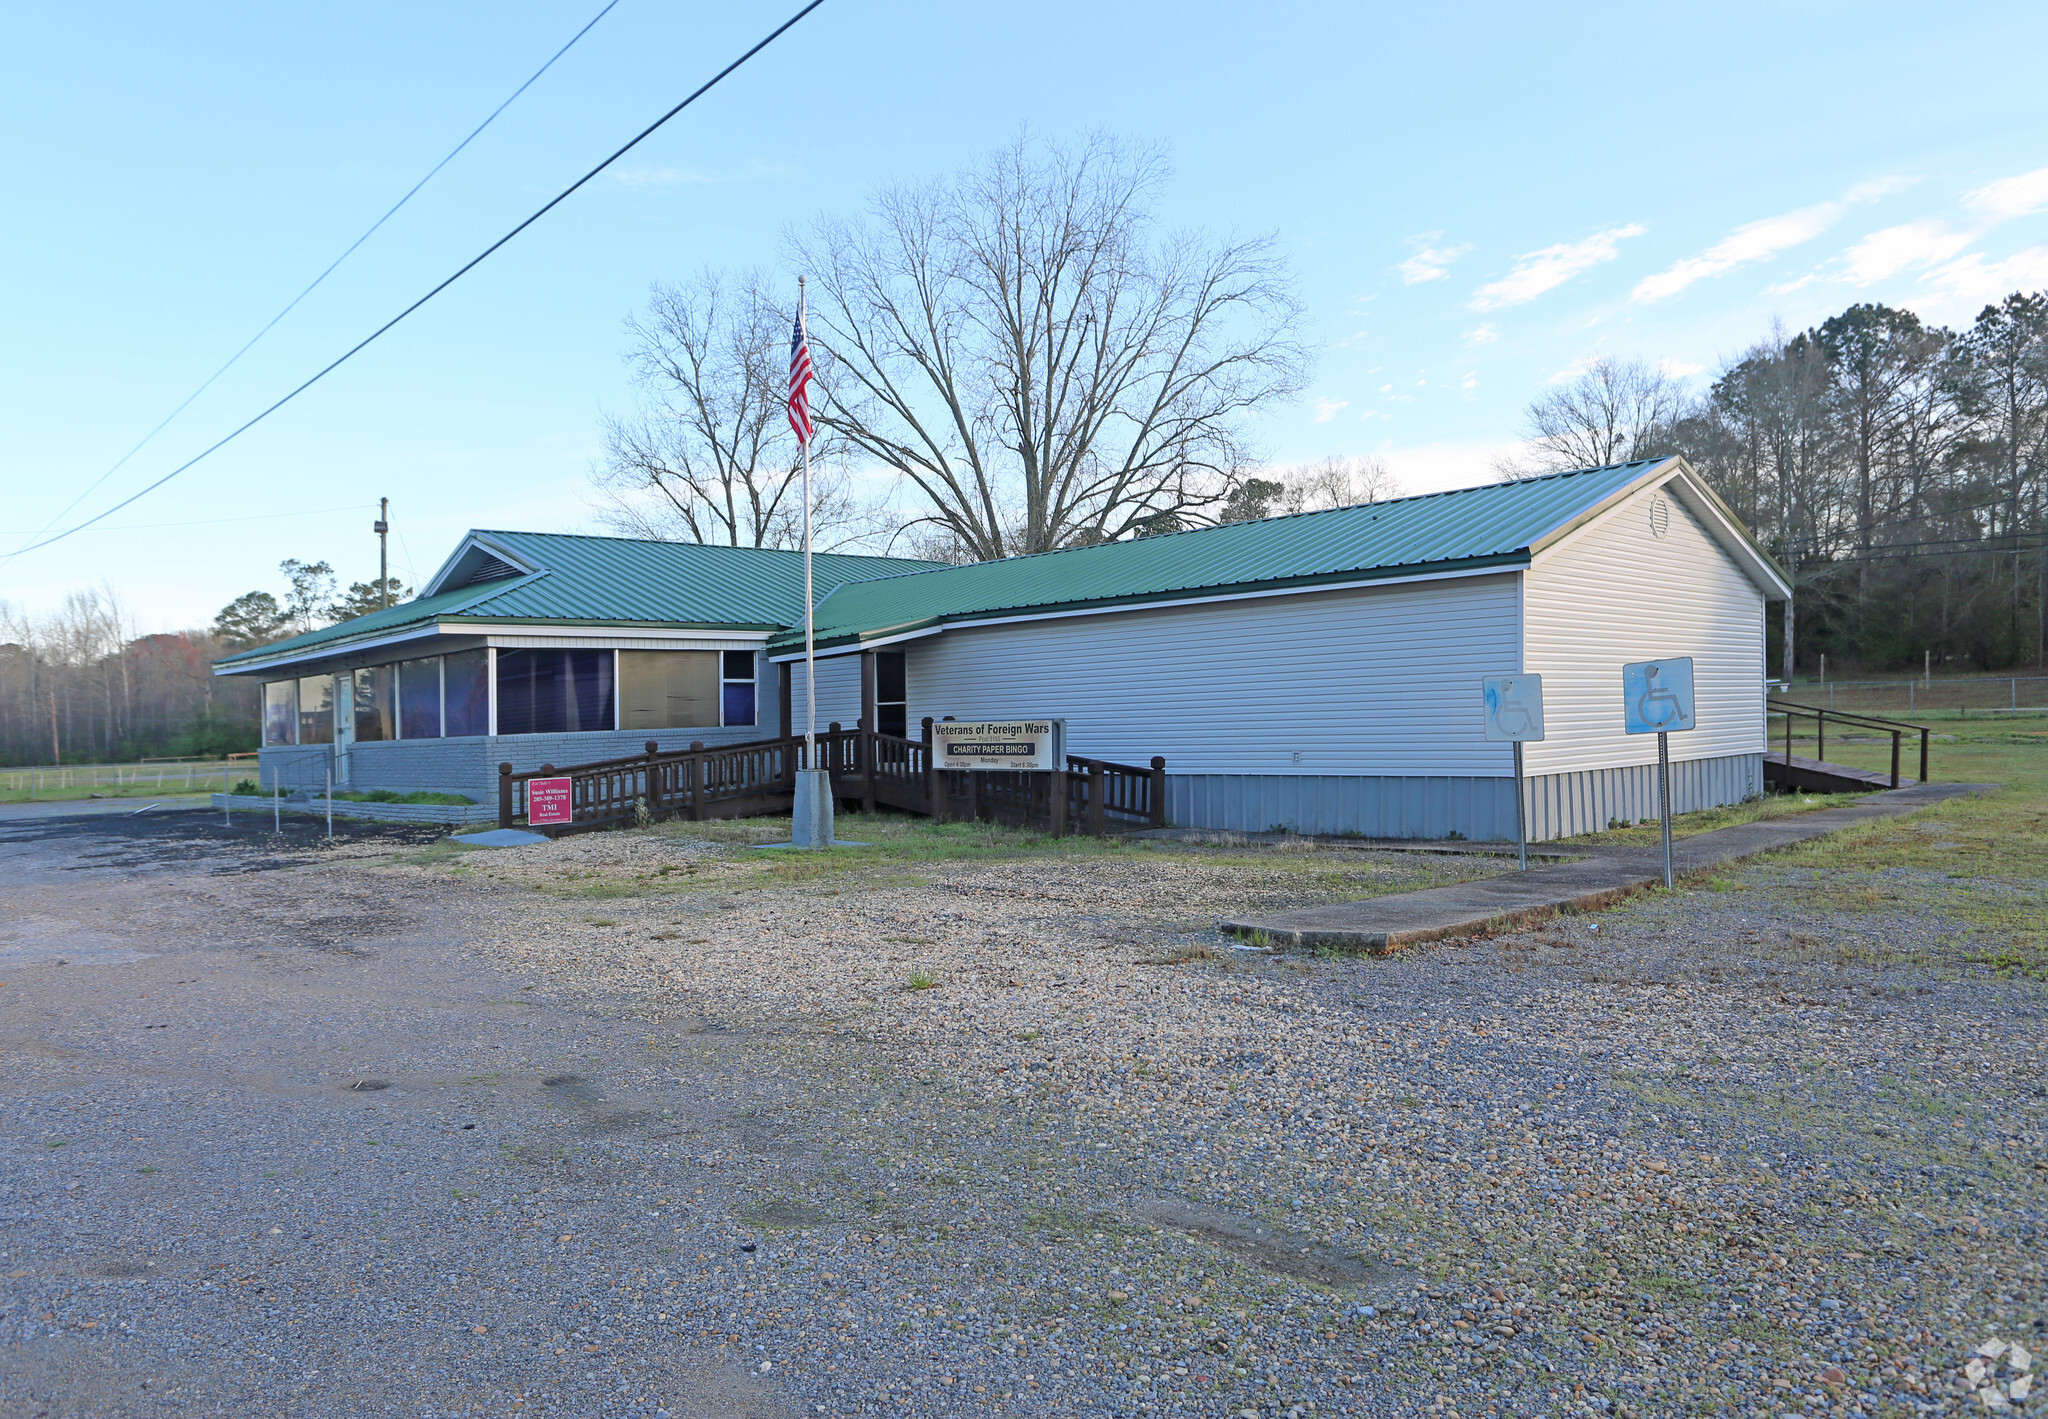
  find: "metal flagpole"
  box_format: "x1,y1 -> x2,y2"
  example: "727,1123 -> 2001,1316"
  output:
800,276 -> 816,773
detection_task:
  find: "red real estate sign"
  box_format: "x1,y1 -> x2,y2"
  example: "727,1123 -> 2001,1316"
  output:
527,777 -> 574,826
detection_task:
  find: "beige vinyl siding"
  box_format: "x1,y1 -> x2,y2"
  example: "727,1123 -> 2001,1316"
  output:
900,575 -> 1522,776
618,651 -> 721,732
1522,481 -> 1766,776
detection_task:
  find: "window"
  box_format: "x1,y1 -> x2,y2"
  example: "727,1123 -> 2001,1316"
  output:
618,651 -> 718,731
296,675 -> 335,745
495,649 -> 615,735
353,667 -> 392,742
263,681 -> 296,745
398,657 -> 442,739
443,649 -> 490,737
874,651 -> 906,738
722,650 -> 757,728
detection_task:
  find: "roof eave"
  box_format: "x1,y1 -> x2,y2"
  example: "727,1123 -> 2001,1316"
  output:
214,615 -> 791,676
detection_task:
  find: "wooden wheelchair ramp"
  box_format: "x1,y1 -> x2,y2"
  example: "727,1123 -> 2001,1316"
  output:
497,721 -> 1165,837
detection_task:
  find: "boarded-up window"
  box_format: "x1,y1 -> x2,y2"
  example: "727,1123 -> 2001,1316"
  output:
618,651 -> 720,731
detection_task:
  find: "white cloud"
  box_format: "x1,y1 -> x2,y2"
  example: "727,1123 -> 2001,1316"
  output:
1759,165 -> 2046,298
1658,358 -> 1705,378
1469,225 -> 1646,311
1632,202 -> 1843,302
1312,398 -> 1349,424
1464,324 -> 1499,345
1460,372 -> 1478,391
1921,245 -> 2048,313
1398,238 -> 1472,285
1837,219 -> 1973,284
1965,165 -> 2048,220
1370,439 -> 1525,495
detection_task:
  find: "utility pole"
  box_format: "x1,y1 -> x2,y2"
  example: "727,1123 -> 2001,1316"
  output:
374,498 -> 391,609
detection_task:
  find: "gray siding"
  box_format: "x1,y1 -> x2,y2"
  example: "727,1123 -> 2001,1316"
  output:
1168,773 -> 1518,839
903,575 -> 1523,775
789,653 -> 863,734
1524,751 -> 1763,841
1164,751 -> 1761,841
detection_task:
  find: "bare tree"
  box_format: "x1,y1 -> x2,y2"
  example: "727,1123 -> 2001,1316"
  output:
1498,357 -> 1690,479
792,132 -> 1308,560
1217,455 -> 1400,523
591,271 -> 877,551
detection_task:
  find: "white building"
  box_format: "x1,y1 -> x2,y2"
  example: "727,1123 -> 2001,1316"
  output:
220,457 -> 1788,840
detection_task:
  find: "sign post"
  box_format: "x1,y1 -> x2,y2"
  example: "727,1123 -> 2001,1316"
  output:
1481,674 -> 1544,870
1621,657 -> 1696,889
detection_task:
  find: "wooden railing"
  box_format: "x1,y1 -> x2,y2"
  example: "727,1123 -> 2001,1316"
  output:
496,720 -> 1167,837
499,737 -> 804,834
1766,700 -> 1930,789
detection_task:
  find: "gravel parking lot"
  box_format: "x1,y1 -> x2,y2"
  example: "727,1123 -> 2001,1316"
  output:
1,807 -> 2041,1419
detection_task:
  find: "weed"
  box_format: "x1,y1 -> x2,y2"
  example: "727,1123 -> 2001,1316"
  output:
1139,945 -> 1221,966
904,971 -> 940,991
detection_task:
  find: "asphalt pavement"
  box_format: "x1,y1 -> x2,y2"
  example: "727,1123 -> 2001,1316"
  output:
0,809 -> 795,1419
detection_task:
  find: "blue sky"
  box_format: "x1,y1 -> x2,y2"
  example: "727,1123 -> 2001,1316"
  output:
5,0 -> 2047,631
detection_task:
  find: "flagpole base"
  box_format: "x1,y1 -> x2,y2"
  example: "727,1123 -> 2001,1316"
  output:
750,768 -> 860,851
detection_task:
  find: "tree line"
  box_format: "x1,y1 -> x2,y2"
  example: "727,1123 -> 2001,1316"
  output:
596,130 -> 2045,675
1504,297 -> 2048,675
0,562 -> 409,766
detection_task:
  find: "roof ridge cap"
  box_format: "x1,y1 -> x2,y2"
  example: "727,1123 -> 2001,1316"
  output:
477,528 -> 940,564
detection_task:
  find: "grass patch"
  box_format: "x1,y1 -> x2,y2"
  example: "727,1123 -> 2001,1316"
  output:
1768,721 -> 2048,973
903,970 -> 940,991
1555,789 -> 1858,850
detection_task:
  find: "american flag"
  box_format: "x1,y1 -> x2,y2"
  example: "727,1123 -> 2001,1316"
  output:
787,311 -> 814,445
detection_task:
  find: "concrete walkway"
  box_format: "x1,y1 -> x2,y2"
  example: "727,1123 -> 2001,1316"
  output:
1218,781 -> 1994,953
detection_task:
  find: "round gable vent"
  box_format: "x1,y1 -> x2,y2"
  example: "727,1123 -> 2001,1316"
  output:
1648,494 -> 1672,540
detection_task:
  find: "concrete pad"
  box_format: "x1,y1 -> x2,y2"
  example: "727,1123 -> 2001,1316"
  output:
1217,781 -> 1994,953
450,828 -> 549,848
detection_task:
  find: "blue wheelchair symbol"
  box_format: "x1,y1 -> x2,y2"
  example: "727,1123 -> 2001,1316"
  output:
1623,657 -> 1695,734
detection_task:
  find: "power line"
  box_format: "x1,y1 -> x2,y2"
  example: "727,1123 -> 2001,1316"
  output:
0,502 -> 379,536
10,1 -> 621,559
8,0 -> 828,564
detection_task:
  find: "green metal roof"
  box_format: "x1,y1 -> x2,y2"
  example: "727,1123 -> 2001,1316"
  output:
215,532 -> 943,671
219,460 -> 1757,676
766,459 -> 1681,653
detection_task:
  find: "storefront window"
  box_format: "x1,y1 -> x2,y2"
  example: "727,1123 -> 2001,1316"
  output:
399,657 -> 442,739
263,681 -> 296,745
495,649 -> 615,735
443,649 -> 490,737
353,666 -> 392,742
296,675 -> 335,745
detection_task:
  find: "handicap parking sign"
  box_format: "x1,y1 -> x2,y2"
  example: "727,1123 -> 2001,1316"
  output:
1623,657 -> 1695,734
1481,674 -> 1545,742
